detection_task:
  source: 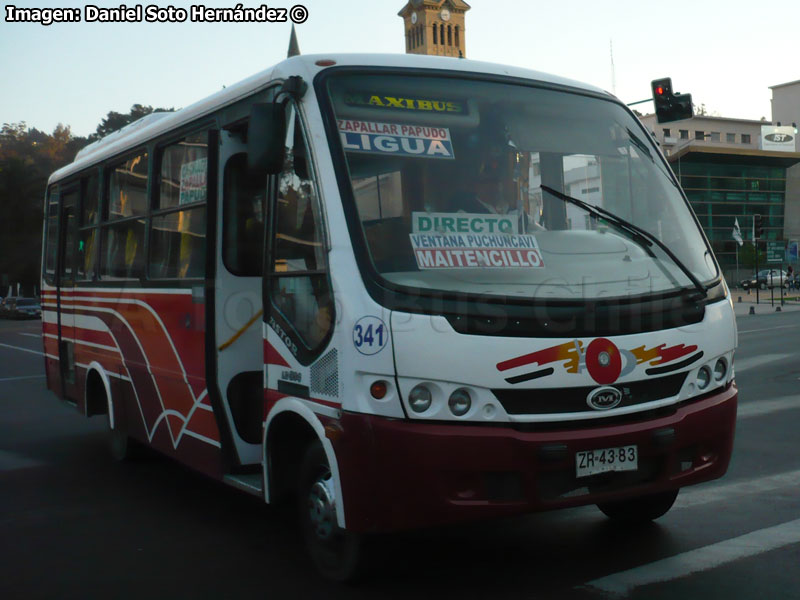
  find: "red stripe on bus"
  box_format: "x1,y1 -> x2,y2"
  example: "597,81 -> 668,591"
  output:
264,339 -> 291,367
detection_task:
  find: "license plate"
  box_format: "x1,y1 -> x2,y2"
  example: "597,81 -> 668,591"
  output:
576,445 -> 638,478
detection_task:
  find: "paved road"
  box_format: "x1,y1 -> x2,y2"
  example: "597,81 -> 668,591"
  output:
1,311 -> 799,599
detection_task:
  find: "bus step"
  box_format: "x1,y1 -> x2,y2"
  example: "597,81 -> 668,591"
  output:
223,473 -> 263,497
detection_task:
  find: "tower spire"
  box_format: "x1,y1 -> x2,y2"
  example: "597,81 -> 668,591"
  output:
287,24 -> 301,58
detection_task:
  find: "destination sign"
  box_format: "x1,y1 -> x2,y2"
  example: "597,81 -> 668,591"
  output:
338,120 -> 455,159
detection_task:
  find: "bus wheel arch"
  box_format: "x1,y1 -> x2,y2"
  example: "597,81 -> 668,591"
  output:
84,362 -> 112,420
84,362 -> 140,460
262,401 -> 346,529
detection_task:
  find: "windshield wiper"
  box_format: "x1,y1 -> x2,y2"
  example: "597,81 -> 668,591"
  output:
539,185 -> 707,300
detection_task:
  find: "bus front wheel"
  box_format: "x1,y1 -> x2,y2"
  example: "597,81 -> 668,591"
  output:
596,489 -> 679,524
298,440 -> 363,582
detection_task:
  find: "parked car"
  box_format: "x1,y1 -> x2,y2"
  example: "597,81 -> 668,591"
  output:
0,297 -> 41,319
740,269 -> 789,290
0,297 -> 17,318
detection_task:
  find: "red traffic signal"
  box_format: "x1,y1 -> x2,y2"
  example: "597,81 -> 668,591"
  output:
652,78 -> 673,97
651,77 -> 692,123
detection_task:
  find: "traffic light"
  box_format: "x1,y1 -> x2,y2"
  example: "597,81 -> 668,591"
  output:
651,78 -> 693,123
754,214 -> 763,239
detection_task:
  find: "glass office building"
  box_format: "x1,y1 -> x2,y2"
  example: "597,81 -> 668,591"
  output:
670,149 -> 794,269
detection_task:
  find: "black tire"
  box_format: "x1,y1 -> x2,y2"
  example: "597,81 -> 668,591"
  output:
107,411 -> 143,461
298,440 -> 364,582
597,489 -> 679,524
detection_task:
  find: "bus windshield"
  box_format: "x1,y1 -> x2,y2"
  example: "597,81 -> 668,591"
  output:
325,72 -> 717,301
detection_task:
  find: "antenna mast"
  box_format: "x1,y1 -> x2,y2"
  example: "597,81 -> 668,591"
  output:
610,39 -> 616,95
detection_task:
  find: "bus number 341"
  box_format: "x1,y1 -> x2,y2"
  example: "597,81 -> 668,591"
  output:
353,317 -> 388,355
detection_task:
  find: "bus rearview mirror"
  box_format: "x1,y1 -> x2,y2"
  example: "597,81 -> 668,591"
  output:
248,102 -> 286,176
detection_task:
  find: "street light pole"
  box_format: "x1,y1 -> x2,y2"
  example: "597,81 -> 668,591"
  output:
755,215 -> 760,305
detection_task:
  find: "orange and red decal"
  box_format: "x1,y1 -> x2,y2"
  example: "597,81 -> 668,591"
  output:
497,340 -> 583,373
629,343 -> 698,365
498,338 -> 700,385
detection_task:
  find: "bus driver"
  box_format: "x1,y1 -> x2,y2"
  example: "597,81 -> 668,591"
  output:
455,133 -> 545,232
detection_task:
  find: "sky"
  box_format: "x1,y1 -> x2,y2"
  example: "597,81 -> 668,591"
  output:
1,0 -> 799,138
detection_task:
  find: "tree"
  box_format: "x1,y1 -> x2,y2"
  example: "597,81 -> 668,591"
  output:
0,102 -> 177,291
91,103 -> 176,140
739,242 -> 766,269
0,123 -> 89,291
694,103 -> 720,117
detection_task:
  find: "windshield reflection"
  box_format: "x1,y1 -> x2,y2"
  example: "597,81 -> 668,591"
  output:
327,74 -> 717,301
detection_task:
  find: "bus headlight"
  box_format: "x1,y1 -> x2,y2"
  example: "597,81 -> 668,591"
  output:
714,358 -> 727,382
448,388 -> 472,417
408,384 -> 432,413
697,366 -> 711,390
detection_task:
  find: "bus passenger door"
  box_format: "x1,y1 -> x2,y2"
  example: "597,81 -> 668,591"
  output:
57,187 -> 79,402
213,131 -> 268,466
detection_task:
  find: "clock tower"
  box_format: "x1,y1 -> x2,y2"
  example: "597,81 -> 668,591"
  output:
398,1 -> 471,58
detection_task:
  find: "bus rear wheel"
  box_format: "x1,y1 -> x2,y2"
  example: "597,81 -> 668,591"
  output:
596,489 -> 679,524
106,413 -> 143,461
298,440 -> 363,582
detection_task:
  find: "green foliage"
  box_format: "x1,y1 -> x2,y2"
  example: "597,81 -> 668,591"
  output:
0,122 -> 90,289
738,242 -> 766,269
0,104 -> 176,289
91,103 -> 175,140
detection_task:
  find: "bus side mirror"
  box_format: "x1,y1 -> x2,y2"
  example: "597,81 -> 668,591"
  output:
248,102 -> 286,176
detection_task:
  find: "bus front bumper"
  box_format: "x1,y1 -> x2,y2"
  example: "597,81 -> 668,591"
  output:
334,383 -> 737,533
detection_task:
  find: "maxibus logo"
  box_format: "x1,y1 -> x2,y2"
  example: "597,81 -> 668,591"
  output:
345,93 -> 465,113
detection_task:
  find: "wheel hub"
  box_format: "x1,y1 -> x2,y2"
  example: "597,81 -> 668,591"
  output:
307,475 -> 336,540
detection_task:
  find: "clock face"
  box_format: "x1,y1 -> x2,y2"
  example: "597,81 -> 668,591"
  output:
440,8 -> 451,21
411,11 -> 417,24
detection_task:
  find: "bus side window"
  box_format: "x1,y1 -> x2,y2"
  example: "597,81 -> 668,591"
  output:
101,220 -> 145,280
223,153 -> 265,276
60,189 -> 79,283
43,187 -> 59,285
269,106 -> 333,354
77,174 -> 99,281
149,132 -> 208,280
101,151 -> 148,280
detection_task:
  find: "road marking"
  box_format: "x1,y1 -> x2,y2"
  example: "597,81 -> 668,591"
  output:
0,450 -> 45,472
18,332 -> 40,339
733,353 -> 793,373
738,324 -> 800,334
0,342 -> 44,357
582,518 -> 800,597
0,374 -> 46,382
676,468 -> 800,509
738,396 -> 800,418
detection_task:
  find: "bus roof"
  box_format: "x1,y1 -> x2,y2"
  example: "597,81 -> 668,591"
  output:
49,53 -> 612,185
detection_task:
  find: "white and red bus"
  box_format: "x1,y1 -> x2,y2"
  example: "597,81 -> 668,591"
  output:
42,53 -> 737,579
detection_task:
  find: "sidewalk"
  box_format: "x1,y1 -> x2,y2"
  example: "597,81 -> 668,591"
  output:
730,288 -> 800,317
